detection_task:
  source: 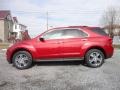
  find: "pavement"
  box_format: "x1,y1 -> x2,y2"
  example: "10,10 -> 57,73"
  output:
0,49 -> 120,90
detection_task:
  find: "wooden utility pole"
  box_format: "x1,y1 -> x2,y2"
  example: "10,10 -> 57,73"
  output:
46,11 -> 48,30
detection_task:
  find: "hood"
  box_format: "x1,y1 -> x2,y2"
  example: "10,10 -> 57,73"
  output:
12,39 -> 34,47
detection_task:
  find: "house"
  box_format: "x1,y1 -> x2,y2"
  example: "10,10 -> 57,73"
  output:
21,30 -> 31,40
0,10 -> 30,43
13,17 -> 19,38
13,17 -> 24,40
13,18 -> 30,41
19,24 -> 30,40
17,24 -> 31,41
0,10 -> 13,42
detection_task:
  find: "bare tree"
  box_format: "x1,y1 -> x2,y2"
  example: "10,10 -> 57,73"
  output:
118,30 -> 120,40
116,9 -> 120,40
101,7 -> 117,38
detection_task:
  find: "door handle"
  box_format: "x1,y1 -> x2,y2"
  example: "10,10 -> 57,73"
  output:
81,39 -> 87,41
58,41 -> 64,43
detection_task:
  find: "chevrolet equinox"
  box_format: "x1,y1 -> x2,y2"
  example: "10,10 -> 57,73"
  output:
6,26 -> 114,69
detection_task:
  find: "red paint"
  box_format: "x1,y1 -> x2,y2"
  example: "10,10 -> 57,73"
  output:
6,26 -> 114,63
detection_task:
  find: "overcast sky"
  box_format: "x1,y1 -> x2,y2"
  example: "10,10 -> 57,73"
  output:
0,0 -> 120,37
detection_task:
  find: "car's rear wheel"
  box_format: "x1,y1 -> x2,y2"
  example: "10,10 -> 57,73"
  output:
85,49 -> 104,68
12,51 -> 32,70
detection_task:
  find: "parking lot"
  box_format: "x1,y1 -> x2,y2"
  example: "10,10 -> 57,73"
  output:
0,49 -> 120,90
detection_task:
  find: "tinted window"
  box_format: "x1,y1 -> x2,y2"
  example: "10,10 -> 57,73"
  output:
42,29 -> 88,40
62,29 -> 87,38
91,28 -> 108,36
42,30 -> 63,39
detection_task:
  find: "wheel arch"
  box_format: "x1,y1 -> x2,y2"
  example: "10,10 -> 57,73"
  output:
10,48 -> 33,63
84,46 -> 107,59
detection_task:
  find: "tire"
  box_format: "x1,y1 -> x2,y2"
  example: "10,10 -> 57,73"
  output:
12,51 -> 32,70
85,49 -> 104,68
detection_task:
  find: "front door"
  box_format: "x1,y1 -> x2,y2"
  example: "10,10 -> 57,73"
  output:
35,29 -> 64,59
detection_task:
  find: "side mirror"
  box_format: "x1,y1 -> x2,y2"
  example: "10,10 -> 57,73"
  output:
39,37 -> 45,42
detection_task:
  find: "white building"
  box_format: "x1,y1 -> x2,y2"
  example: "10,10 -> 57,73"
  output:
13,17 -> 27,40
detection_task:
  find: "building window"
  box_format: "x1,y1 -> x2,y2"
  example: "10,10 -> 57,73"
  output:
8,22 -> 10,29
15,25 -> 17,29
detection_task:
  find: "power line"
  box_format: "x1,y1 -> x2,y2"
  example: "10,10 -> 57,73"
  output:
11,10 -> 104,30
12,10 -> 103,14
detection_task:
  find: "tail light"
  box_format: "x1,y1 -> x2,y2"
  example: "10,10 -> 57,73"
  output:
108,38 -> 113,45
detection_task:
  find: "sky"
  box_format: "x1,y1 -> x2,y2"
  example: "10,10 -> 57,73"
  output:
0,0 -> 120,37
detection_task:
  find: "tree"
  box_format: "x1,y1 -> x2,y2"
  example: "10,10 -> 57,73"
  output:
118,30 -> 120,39
101,7 -> 118,38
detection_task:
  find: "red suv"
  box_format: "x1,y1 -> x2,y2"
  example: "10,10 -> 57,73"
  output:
6,26 -> 114,69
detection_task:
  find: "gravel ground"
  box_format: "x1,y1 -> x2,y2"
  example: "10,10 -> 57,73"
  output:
0,49 -> 120,90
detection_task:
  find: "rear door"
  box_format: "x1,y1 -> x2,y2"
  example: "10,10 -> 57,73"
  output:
60,29 -> 88,58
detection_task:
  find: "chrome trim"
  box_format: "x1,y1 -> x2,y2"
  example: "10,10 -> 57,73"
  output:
35,57 -> 84,62
89,52 -> 103,66
14,54 -> 29,68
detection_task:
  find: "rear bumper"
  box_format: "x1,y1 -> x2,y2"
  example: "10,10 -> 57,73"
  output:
105,45 -> 114,59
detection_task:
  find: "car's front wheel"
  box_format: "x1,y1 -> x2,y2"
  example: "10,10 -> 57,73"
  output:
12,51 -> 32,70
85,49 -> 104,68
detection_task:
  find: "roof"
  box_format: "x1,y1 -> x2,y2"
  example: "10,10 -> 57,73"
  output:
13,17 -> 18,23
49,26 -> 101,30
0,10 -> 11,20
19,24 -> 27,28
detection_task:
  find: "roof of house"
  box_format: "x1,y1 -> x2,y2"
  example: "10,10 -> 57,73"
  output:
19,24 -> 27,28
13,17 -> 18,23
0,10 -> 11,20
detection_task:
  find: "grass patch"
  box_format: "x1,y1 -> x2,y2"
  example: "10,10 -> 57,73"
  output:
0,43 -> 10,49
113,44 -> 120,49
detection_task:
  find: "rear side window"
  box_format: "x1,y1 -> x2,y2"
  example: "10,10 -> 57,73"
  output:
62,29 -> 88,38
91,28 -> 108,36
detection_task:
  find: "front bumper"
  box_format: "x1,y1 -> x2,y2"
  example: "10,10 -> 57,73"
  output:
6,48 -> 12,63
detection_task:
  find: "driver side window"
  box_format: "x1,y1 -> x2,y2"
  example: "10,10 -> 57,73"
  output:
42,30 -> 63,40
